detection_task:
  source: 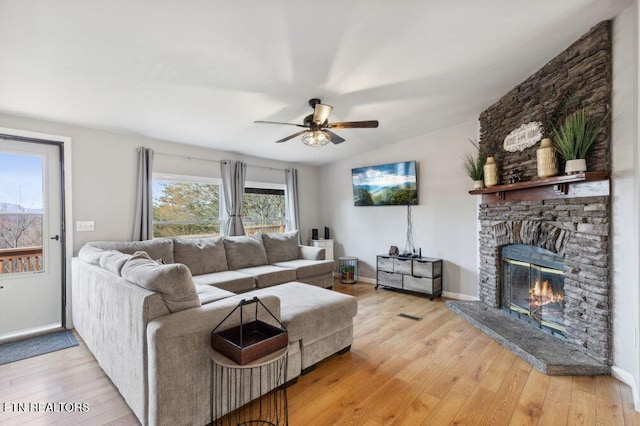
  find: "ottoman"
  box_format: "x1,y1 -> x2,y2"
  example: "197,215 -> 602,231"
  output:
245,282 -> 358,374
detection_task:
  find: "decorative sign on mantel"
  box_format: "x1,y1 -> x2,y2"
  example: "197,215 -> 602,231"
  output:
503,122 -> 543,152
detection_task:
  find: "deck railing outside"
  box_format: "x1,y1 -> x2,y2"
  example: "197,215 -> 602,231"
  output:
0,246 -> 44,274
245,223 -> 285,236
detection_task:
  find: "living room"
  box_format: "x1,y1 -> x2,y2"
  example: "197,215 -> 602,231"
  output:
0,0 -> 639,424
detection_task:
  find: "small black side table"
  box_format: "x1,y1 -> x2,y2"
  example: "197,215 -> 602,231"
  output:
210,347 -> 288,425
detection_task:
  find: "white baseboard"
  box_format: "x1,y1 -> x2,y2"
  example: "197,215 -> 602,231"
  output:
611,366 -> 640,412
442,291 -> 479,301
356,277 -> 376,285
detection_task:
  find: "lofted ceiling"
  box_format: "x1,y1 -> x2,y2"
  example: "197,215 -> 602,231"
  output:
0,0 -> 630,165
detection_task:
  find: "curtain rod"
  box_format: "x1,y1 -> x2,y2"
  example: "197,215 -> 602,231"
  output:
154,151 -> 287,172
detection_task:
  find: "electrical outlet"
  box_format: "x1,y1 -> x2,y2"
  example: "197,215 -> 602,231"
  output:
76,221 -> 95,232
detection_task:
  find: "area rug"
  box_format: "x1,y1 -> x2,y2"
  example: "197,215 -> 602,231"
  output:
0,330 -> 78,365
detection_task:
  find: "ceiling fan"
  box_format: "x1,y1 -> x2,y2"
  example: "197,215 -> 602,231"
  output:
254,98 -> 379,147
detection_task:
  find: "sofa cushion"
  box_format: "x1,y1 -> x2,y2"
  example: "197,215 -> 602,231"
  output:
173,237 -> 228,275
194,284 -> 236,305
223,235 -> 268,270
191,271 -> 256,293
236,265 -> 297,289
121,251 -> 200,313
262,231 -> 299,263
245,282 -> 358,343
78,244 -> 106,266
99,250 -> 132,276
88,239 -> 175,264
272,259 -> 334,280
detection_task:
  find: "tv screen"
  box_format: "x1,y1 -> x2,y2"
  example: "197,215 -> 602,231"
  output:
352,161 -> 418,206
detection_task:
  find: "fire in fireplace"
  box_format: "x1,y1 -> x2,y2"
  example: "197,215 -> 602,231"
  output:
501,244 -> 565,336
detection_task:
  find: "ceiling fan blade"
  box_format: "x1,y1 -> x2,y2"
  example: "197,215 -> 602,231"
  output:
275,130 -> 308,143
327,120 -> 379,129
254,120 -> 307,128
326,130 -> 346,145
313,103 -> 333,124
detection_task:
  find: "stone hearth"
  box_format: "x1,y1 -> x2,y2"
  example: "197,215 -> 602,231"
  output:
446,301 -> 609,375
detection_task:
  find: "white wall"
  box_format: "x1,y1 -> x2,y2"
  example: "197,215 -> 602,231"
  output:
611,1 -> 640,410
318,120 -> 480,299
0,113 -> 322,253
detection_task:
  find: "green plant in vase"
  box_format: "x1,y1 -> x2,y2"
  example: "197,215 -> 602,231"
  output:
462,139 -> 486,189
552,108 -> 608,174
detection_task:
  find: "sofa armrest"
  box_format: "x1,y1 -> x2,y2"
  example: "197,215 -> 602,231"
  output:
72,258 -> 169,425
298,245 -> 325,260
146,294 -> 282,426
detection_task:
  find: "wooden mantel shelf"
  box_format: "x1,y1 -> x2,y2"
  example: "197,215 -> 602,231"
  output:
469,172 -> 610,204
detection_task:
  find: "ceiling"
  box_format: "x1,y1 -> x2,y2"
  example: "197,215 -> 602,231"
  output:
0,0 -> 630,165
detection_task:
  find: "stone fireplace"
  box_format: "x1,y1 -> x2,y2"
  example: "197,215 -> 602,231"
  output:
467,20 -> 613,369
478,197 -> 611,365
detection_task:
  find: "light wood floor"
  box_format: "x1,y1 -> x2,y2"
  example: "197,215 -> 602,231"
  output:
1,281 -> 638,425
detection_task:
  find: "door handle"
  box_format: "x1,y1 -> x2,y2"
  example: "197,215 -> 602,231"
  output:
51,235 -> 60,241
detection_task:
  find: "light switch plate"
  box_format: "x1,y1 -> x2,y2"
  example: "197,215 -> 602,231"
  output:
76,221 -> 95,232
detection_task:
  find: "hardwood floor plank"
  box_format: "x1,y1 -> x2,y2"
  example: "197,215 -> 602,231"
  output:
0,281 -> 637,426
477,357 -> 532,426
538,375 -> 573,425
510,368 -> 550,426
594,375 -> 625,425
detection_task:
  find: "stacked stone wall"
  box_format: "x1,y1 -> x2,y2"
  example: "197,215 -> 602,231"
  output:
478,21 -> 611,183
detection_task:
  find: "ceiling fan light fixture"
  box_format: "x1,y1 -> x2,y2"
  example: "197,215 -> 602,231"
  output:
301,130 -> 331,147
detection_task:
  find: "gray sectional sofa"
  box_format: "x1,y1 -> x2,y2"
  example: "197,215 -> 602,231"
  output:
72,232 -> 358,425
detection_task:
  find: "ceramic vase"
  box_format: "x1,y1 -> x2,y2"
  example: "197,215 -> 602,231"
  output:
565,159 -> 587,174
536,138 -> 558,178
473,180 -> 485,190
483,156 -> 499,187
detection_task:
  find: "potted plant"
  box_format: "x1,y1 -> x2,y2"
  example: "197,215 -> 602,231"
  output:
462,139 -> 486,189
552,107 -> 608,174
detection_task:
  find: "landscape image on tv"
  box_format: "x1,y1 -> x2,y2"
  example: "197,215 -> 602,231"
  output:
352,161 -> 418,206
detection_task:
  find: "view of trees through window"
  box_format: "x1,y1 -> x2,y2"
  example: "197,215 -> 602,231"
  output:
0,152 -> 44,273
152,177 -> 285,238
243,188 -> 285,235
153,180 -> 220,238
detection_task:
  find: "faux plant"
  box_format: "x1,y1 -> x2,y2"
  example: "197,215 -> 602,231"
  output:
462,139 -> 486,181
552,108 -> 608,160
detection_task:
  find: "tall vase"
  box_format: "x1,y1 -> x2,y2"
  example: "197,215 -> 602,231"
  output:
536,138 -> 558,178
483,156 -> 499,187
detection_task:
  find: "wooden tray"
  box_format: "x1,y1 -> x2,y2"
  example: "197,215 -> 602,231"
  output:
211,320 -> 288,365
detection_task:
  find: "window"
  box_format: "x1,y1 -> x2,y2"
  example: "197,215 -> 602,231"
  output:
242,183 -> 286,236
152,175 -> 221,238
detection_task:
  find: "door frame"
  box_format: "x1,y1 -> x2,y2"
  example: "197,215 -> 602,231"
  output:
0,127 -> 73,330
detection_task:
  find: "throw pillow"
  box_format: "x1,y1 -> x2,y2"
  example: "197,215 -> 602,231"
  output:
99,250 -> 132,276
173,237 -> 229,275
86,239 -> 175,264
78,244 -> 106,266
223,235 -> 269,270
262,231 -> 299,263
121,251 -> 201,313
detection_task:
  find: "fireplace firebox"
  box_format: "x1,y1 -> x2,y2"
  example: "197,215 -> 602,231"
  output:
501,244 -> 565,337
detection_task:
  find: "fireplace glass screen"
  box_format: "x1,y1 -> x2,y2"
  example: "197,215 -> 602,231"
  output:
501,245 -> 565,335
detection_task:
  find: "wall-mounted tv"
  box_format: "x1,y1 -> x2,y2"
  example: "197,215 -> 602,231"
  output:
352,161 -> 418,206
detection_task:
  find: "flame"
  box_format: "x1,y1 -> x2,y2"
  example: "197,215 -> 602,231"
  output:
530,279 -> 564,306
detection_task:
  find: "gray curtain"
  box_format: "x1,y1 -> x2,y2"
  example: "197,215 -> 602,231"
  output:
285,168 -> 300,243
132,147 -> 154,241
220,160 -> 247,236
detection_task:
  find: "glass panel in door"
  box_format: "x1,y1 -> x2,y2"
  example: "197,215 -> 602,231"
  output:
0,140 -> 62,340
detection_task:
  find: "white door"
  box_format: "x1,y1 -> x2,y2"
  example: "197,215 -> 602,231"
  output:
0,139 -> 63,341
